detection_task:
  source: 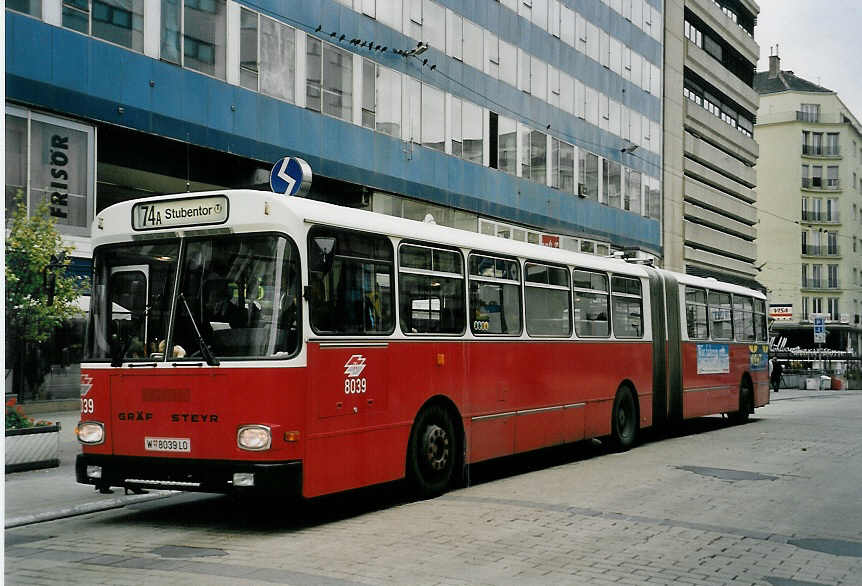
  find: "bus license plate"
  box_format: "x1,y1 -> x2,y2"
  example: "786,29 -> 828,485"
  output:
144,437 -> 191,453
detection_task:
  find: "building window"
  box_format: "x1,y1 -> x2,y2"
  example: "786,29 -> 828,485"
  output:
498,116 -> 517,175
306,37 -> 353,122
604,159 -> 622,208
463,18 -> 483,70
551,138 -> 575,194
520,125 -> 547,185
450,98 -> 483,164
801,264 -> 808,287
361,59 -> 376,129
422,0 -> 445,51
260,16 -> 296,103
827,166 -> 839,189
161,0 -> 181,64
63,0 -> 90,34
812,297 -> 822,314
183,0 -> 227,79
7,0 -> 41,17
375,66 -> 401,138
625,168 -> 641,213
239,9 -> 259,91
421,83 -> 444,151
828,297 -> 839,321
485,31 -> 500,79
826,133 -> 840,156
828,264 -> 839,288
812,165 -> 823,188
499,39 -> 517,87
799,103 -> 820,122
580,150 -> 599,200
802,296 -> 809,320
446,10 -> 463,61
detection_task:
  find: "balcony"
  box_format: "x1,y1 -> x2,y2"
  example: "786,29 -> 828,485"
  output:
802,144 -> 841,157
801,244 -> 841,257
801,210 -> 841,223
801,278 -> 841,290
802,178 -> 841,191
797,111 -> 821,123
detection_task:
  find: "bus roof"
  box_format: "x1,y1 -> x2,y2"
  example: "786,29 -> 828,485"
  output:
93,189 -> 765,299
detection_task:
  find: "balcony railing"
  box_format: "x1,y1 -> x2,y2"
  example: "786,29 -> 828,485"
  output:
801,278 -> 841,290
797,111 -> 821,123
801,245 -> 841,256
801,211 -> 841,223
802,178 -> 840,190
802,144 -> 841,156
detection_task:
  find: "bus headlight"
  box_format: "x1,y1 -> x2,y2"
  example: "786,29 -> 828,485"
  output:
76,422 -> 105,445
237,425 -> 271,451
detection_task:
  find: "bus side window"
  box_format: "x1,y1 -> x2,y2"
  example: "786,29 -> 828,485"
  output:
308,227 -> 394,335
468,254 -> 522,335
572,269 -> 609,337
399,243 -> 466,335
708,291 -> 733,340
524,262 -> 572,337
685,286 -> 709,339
611,275 -> 643,338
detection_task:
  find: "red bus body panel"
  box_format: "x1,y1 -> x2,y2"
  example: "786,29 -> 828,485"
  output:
83,338 -> 655,498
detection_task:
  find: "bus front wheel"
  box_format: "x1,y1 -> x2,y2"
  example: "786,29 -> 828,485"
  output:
611,386 -> 638,451
407,404 -> 459,499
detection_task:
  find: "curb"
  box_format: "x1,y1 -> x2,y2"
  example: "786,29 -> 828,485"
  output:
5,491 -> 177,529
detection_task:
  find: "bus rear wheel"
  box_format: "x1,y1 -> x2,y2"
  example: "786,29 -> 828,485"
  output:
611,386 -> 638,451
407,404 -> 459,499
729,381 -> 753,424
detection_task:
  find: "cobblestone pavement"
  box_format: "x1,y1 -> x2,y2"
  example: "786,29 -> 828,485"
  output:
6,389 -> 862,585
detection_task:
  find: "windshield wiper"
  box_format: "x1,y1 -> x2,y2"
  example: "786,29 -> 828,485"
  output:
178,293 -> 220,366
110,333 -> 132,367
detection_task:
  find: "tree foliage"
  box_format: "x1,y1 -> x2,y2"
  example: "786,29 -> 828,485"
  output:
5,192 -> 85,346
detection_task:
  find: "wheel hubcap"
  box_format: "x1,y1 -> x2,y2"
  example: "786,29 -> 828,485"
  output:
423,424 -> 449,472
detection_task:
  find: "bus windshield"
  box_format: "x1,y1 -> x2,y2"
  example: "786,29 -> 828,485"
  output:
85,234 -> 301,362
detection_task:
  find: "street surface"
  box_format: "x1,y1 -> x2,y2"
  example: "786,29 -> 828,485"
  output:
5,389 -> 862,585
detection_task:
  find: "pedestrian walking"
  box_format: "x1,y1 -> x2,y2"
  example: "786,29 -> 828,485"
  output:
770,359 -> 783,393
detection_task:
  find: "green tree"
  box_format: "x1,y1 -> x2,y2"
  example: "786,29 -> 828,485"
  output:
5,192 -> 85,400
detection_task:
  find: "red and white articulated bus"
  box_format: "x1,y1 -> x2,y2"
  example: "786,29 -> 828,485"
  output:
76,189 -> 769,498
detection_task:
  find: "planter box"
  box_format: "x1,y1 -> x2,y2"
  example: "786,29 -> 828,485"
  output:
5,423 -> 61,473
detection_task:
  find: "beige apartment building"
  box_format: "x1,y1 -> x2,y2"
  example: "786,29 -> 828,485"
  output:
663,0 -> 760,287
755,54 -> 862,352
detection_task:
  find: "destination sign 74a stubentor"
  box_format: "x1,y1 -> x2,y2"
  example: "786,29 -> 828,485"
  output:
132,195 -> 229,231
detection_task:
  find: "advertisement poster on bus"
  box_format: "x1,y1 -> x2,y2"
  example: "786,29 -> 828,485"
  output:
748,344 -> 768,371
696,343 -> 730,374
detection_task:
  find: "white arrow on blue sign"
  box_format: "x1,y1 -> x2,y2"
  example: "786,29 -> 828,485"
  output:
269,157 -> 312,196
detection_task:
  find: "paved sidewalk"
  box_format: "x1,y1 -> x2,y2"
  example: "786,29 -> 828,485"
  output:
4,410 -> 173,528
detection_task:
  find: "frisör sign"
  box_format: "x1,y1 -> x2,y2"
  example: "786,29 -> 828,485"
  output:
132,195 -> 229,231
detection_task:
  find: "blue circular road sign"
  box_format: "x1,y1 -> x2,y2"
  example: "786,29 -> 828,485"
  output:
270,157 -> 312,196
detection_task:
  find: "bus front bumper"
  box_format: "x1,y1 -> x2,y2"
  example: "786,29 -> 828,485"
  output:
76,454 -> 302,494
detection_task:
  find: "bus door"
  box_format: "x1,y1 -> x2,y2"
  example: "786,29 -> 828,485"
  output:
109,265 -> 149,358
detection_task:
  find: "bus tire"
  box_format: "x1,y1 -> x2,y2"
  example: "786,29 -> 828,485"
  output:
407,404 -> 459,499
729,380 -> 753,424
611,385 -> 638,451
